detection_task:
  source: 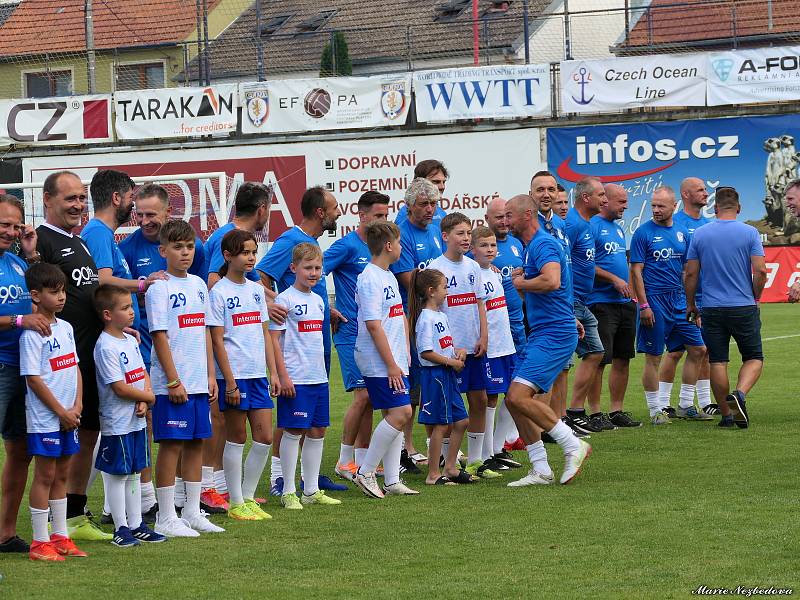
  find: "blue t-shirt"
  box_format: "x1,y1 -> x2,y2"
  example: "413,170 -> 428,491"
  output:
629,220 -> 688,297
204,222 -> 258,283
493,235 -> 524,326
323,230 -> 371,346
565,208 -> 596,305
119,228 -> 207,366
589,215 -> 630,305
686,220 -> 764,308
522,229 -> 575,335
0,252 -> 31,366
390,219 -> 443,308
538,212 -> 572,293
673,210 -> 710,302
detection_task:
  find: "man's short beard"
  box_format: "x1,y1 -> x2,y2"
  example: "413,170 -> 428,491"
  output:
322,217 -> 337,233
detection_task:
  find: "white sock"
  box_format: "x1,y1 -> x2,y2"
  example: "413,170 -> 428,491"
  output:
174,477 -> 185,508
270,455 -> 282,483
30,506 -> 50,542
103,483 -> 111,515
645,390 -> 662,416
338,443 -> 354,466
102,472 -> 128,530
697,379 -> 712,409
242,442 -> 271,501
155,486 -> 177,521
494,401 -> 513,454
49,497 -> 67,537
441,438 -> 450,461
354,447 -> 367,467
223,441 -> 245,505
360,419 -> 401,475
279,432 -> 301,495
214,470 -> 228,495
140,480 -> 156,512
679,384 -> 696,409
301,437 -> 324,495
547,420 -> 580,455
382,429 -> 403,486
87,435 -> 101,491
483,406 -> 496,461
200,466 -> 214,491
526,441 -> 553,477
182,481 -> 201,519
126,474 -> 143,530
466,432 -> 484,465
658,381 -> 673,409
506,419 -> 520,444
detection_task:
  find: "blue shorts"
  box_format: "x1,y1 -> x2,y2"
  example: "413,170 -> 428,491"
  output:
418,366 -> 468,425
637,292 -> 704,356
456,354 -> 490,393
95,428 -> 150,475
667,295 -> 703,353
277,383 -> 330,429
218,377 -> 274,412
152,394 -> 212,442
511,321 -> 527,355
364,376 -> 411,410
336,343 -> 366,392
574,301 -> 605,358
513,329 -> 578,393
28,429 -> 80,458
486,353 -> 517,395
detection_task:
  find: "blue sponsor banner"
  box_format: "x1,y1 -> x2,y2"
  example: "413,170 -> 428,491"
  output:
547,114 -> 800,245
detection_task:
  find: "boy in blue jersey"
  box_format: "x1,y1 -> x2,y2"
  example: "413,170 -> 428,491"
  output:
629,186 -> 707,426
325,191 -> 390,479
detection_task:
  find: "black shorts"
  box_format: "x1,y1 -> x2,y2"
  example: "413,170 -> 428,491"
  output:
700,306 -> 763,364
0,363 -> 27,441
590,302 -> 637,366
77,345 -> 100,432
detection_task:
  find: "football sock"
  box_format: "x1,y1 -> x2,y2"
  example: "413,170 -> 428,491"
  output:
223,441 -> 245,505
697,379 -> 712,409
354,447 -> 367,467
548,420 -> 580,455
214,470 -> 228,495
102,472 -> 128,529
483,406 -> 496,461
200,466 -> 214,491
382,429 -> 403,486
182,481 -> 201,519
30,506 -> 49,543
466,432 -> 484,465
49,497 -> 67,538
174,477 -> 185,508
679,384 -> 696,409
279,432 -> 301,495
242,441 -> 271,500
645,390 -> 662,416
494,401 -> 513,454
658,381 -> 673,409
338,443 -> 354,465
155,486 -> 177,521
301,437 -> 324,495
270,456 -> 282,483
526,441 -> 552,477
126,474 -> 143,530
140,480 -> 156,512
441,438 -> 450,461
359,419 -> 400,475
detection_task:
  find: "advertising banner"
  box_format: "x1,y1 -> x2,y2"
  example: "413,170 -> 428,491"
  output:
0,95 -> 111,146
114,85 -> 238,140
413,64 -> 551,122
560,54 -> 706,114
707,45 -> 800,106
239,75 -> 411,135
762,246 -> 800,303
546,113 -> 800,246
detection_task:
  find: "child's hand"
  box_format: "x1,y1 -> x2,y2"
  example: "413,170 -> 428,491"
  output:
280,374 -> 295,398
474,335 -> 487,358
168,382 -> 188,404
269,375 -> 281,397
224,382 -> 241,406
450,357 -> 466,373
387,364 -> 405,391
59,408 -> 80,430
134,401 -> 147,418
208,377 -> 218,404
455,348 -> 467,362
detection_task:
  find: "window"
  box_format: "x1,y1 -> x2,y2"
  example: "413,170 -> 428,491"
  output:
260,14 -> 293,36
482,1 -> 512,19
24,70 -> 72,98
434,0 -> 471,23
295,10 -> 336,34
115,62 -> 165,91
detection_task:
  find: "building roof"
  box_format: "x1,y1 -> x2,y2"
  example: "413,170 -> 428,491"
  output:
0,0 -> 222,57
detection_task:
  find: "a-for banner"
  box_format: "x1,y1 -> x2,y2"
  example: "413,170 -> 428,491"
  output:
560,54 -> 706,114
239,75 -> 411,134
114,85 -> 238,140
0,95 -> 112,146
707,46 -> 800,106
413,64 -> 551,122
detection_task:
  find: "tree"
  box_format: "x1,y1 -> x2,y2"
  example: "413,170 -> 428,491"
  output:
320,31 -> 352,77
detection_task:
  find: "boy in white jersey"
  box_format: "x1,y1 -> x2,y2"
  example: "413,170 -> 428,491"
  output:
270,243 -> 341,510
20,263 -> 86,561
471,227 -> 522,472
92,284 -> 165,546
145,220 -> 223,537
353,222 -> 419,498
428,213 -> 499,479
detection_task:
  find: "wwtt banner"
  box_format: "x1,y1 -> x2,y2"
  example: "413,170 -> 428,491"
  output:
0,95 -> 111,146
239,75 -> 411,135
560,54 -> 706,114
114,85 -> 238,140
413,64 -> 551,122
708,45 -> 800,106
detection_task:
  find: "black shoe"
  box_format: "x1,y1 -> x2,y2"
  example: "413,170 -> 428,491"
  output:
493,450 -> 522,468
142,503 -> 158,525
718,415 -> 735,428
726,392 -> 749,429
100,512 -> 113,525
589,412 -> 616,431
561,417 -> 591,438
399,449 -> 421,474
0,535 -> 29,553
609,411 -> 642,428
701,403 -> 720,416
483,457 -> 510,471
565,411 -> 602,434
198,500 -> 226,515
541,432 -> 556,443
662,406 -> 677,419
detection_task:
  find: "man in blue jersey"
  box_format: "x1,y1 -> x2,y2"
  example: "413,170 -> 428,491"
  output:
658,177 -> 715,418
394,159 -> 448,232
587,184 -> 641,428
325,191 -> 390,480
630,186 -> 707,426
503,193 -> 590,487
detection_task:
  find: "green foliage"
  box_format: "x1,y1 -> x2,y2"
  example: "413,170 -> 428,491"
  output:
320,31 -> 352,77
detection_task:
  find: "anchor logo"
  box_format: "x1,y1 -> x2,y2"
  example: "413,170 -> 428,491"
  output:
571,67 -> 595,105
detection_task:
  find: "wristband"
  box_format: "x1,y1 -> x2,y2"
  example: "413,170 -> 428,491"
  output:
639,303 -> 650,310
225,387 -> 239,395
138,279 -> 146,293
15,315 -> 23,328
166,379 -> 181,389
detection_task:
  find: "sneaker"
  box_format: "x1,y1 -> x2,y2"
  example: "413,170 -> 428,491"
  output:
565,411 -> 602,434
0,535 -> 30,553
662,406 -> 677,419
111,526 -> 140,548
482,457 -> 510,471
562,416 -> 591,437
100,512 -> 114,525
49,534 -> 88,557
199,489 -> 229,513
183,512 -> 225,533
456,449 -> 468,466
335,461 -> 358,482
29,540 -> 64,562
560,439 -> 592,485
701,404 -> 720,416
280,493 -> 303,510
718,415 -> 735,428
228,502 -> 261,521
609,411 -> 642,428
465,460 -> 501,479
507,469 -> 554,487
244,499 -> 272,520
67,515 -> 113,541
588,413 -> 616,431
399,449 -> 421,474
269,477 -> 284,497
676,406 -> 714,421
154,514 -> 200,538
651,412 -> 671,425
375,465 -> 385,477
492,450 -> 522,469
301,490 -> 342,505
727,392 -> 749,429
141,503 -> 158,525
382,481 -> 420,496
130,524 -> 167,543
354,471 -> 384,499
318,475 -> 348,492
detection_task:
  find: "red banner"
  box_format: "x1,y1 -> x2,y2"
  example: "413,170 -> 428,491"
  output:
761,246 -> 800,303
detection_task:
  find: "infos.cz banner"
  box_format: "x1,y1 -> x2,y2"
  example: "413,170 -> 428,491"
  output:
547,113 -> 800,246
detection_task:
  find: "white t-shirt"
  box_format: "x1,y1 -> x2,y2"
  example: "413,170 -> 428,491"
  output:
428,254 -> 486,352
415,308 -> 455,367
354,263 -> 408,378
208,277 -> 269,380
94,331 -> 147,435
481,267 -> 516,359
269,286 -> 327,385
19,318 -> 79,434
145,273 -> 210,395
